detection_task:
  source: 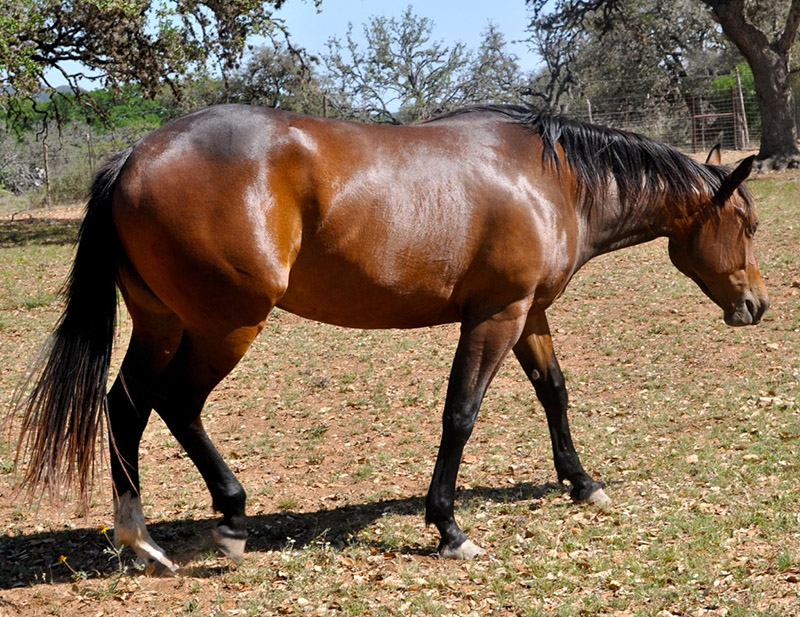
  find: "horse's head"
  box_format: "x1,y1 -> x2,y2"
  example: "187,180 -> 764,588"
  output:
668,148 -> 769,326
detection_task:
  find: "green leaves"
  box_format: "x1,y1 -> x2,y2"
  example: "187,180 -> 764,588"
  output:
1,0 -> 291,121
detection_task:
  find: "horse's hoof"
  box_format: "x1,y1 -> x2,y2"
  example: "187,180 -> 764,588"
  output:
115,493 -> 179,575
135,555 -> 179,576
129,541 -> 179,575
212,527 -> 246,564
439,539 -> 486,560
583,487 -> 611,507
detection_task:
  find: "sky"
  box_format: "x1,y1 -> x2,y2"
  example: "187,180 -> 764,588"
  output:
272,0 -> 542,73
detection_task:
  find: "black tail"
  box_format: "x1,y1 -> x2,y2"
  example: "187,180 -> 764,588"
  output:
11,147 -> 133,508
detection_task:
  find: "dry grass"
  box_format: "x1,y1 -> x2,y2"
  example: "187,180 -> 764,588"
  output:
0,174 -> 798,616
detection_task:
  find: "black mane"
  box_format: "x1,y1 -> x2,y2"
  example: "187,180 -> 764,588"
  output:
432,105 -> 750,217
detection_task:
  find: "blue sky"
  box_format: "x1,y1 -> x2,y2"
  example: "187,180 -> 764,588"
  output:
273,0 -> 542,73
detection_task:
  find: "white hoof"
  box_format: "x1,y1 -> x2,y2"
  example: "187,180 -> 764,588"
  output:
584,487 -> 611,507
439,539 -> 486,560
135,542 -> 179,575
211,528 -> 246,564
135,553 -> 178,576
114,493 -> 179,574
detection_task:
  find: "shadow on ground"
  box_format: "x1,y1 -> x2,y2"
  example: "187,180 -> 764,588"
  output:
0,481 -> 563,587
0,218 -> 80,248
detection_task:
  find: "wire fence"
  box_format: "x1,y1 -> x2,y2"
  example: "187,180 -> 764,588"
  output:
563,86 -> 764,154
0,125 -> 140,210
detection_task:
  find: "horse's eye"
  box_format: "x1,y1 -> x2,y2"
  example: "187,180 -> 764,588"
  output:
749,221 -> 759,236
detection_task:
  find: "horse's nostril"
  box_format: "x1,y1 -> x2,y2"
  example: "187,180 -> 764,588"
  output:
745,298 -> 756,319
751,297 -> 769,324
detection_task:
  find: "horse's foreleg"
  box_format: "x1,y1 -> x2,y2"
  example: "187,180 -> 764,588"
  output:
426,307 -> 526,559
513,311 -> 609,505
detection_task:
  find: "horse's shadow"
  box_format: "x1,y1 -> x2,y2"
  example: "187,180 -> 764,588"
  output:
0,481 -> 563,587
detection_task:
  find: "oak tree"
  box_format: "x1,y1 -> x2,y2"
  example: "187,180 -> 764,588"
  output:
528,0 -> 800,169
1,0 -> 313,121
323,8 -> 525,124
701,0 -> 800,169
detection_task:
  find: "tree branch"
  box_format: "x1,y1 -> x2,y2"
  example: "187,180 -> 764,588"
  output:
778,0 -> 800,54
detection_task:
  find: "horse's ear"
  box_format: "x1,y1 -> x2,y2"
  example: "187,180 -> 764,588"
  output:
714,155 -> 756,206
705,144 -> 722,166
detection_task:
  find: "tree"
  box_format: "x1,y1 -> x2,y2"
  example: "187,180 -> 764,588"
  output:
323,8 -> 526,124
228,43 -> 327,115
529,0 -> 739,147
527,0 -> 800,169
1,0 -> 314,122
460,23 -> 526,106
323,7 -> 471,123
524,19 -> 582,113
701,0 -> 800,169
155,73 -> 231,120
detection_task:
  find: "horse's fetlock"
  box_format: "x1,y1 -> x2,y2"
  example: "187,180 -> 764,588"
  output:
216,521 -> 248,540
570,480 -> 605,503
228,484 -> 247,506
212,481 -> 246,513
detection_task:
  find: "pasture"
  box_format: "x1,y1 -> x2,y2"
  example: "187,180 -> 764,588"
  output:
0,166 -> 798,616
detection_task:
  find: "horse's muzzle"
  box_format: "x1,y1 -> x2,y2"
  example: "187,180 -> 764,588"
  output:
724,294 -> 769,326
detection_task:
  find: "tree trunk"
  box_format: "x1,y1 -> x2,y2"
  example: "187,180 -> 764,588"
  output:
704,0 -> 800,170
749,45 -> 799,169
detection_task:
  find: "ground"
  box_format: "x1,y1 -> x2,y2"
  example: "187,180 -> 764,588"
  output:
0,158 -> 798,616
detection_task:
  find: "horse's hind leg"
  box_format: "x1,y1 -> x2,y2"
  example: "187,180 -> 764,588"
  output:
512,311 -> 609,505
150,325 -> 263,564
109,312 -> 183,573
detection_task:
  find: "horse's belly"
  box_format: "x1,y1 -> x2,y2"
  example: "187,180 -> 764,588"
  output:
276,263 -> 461,329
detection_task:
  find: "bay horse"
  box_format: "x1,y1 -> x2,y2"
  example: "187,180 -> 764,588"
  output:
12,104 -> 768,572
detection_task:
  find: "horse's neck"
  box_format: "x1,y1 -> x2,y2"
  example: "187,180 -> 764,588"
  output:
577,185 -> 681,265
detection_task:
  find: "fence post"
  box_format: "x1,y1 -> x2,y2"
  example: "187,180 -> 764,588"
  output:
731,86 -> 739,151
735,67 -> 750,150
43,141 -> 52,209
86,132 -> 96,177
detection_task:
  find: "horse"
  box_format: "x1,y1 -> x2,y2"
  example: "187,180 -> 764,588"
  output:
11,104 -> 768,572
